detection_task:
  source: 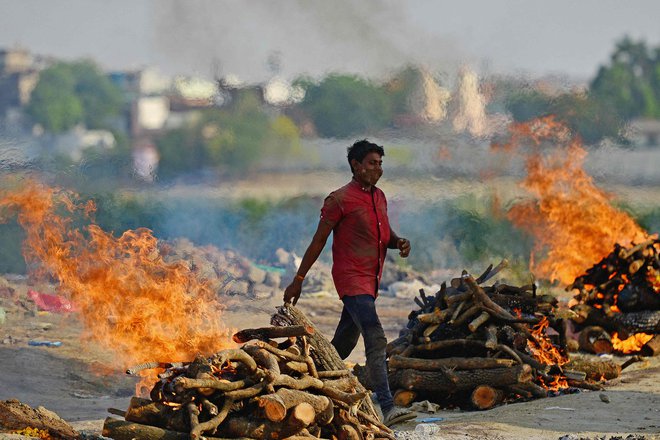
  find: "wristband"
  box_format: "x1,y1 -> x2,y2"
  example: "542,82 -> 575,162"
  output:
295,274 -> 305,282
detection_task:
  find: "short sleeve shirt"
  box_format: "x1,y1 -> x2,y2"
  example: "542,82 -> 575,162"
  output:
320,179 -> 391,298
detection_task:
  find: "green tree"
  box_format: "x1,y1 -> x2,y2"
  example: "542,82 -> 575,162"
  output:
156,90 -> 301,178
27,64 -> 83,132
505,89 -> 552,122
70,60 -> 123,129
550,93 -> 623,144
155,125 -> 206,178
385,66 -> 426,116
590,36 -> 660,120
26,60 -> 123,133
298,74 -> 393,138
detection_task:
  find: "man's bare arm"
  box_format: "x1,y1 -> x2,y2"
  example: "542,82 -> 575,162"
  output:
283,220 -> 333,305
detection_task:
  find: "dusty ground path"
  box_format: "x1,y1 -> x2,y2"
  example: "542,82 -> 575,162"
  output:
1,293 -> 659,439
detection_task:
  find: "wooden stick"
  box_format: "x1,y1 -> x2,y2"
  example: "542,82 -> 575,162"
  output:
173,376 -> 251,393
418,307 -> 452,325
451,304 -> 481,327
209,348 -> 258,373
477,259 -> 509,284
332,400 -> 394,438
317,369 -> 351,378
514,381 -> 547,398
449,299 -> 467,323
468,311 -> 491,333
389,355 -> 516,371
233,325 -> 315,343
445,291 -> 472,306
190,398 -> 234,440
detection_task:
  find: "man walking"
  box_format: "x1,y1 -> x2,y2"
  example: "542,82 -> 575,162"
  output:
283,139 -> 416,427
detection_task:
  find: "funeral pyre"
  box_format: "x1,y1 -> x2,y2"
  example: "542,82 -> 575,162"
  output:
496,117 -> 659,356
380,261 -> 631,410
568,238 -> 660,356
104,313 -> 395,440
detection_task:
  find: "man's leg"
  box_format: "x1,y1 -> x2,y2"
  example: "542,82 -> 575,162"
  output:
339,294 -> 394,413
331,301 -> 361,360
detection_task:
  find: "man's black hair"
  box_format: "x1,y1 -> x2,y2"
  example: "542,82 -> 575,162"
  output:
347,139 -> 385,173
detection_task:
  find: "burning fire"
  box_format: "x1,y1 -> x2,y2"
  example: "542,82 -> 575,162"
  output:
496,116 -> 648,285
611,332 -> 654,353
527,317 -> 569,390
527,317 -> 568,366
0,180 -> 233,380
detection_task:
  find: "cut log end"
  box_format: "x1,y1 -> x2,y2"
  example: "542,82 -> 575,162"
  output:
393,389 -> 417,407
471,385 -> 504,410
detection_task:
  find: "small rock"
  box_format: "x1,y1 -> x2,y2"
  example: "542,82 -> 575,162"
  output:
252,285 -> 274,300
247,265 -> 267,284
226,280 -> 250,296
264,271 -> 281,288
599,393 -> 610,403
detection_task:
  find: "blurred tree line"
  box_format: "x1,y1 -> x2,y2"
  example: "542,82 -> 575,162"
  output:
21,36 -> 660,181
500,36 -> 660,144
157,89 -> 302,177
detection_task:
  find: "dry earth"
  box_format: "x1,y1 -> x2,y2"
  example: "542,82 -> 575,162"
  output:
1,286 -> 658,440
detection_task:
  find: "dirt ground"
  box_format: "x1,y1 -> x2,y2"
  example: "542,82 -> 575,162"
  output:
1,285 -> 659,440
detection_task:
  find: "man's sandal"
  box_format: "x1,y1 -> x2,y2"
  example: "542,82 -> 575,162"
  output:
383,406 -> 416,427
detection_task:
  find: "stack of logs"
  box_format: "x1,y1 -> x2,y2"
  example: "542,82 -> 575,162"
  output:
383,261 -> 591,410
568,238 -> 660,356
102,322 -> 394,440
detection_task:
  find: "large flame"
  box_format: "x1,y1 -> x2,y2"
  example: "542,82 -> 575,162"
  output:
0,179 -> 233,372
611,332 -> 654,353
498,117 -> 648,285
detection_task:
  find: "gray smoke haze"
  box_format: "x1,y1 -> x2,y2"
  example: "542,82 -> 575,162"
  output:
3,1 -> 660,81
150,0 -> 462,81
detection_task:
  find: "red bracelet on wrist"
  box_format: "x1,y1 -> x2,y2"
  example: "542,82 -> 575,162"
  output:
295,274 -> 305,282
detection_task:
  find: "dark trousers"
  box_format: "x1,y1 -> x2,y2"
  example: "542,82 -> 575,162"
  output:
330,294 -> 394,412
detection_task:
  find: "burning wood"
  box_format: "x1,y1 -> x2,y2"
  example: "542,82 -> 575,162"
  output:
0,399 -> 80,439
568,239 -> 660,355
105,321 -> 394,440
379,262 -> 582,410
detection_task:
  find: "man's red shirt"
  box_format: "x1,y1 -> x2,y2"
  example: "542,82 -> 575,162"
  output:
320,178 -> 391,298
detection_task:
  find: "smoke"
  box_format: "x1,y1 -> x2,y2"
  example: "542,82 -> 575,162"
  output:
452,67 -> 488,137
149,0 -> 463,81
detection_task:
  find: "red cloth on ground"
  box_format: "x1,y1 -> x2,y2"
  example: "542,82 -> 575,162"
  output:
28,289 -> 76,313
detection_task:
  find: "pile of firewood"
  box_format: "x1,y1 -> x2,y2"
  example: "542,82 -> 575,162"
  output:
381,261 -> 592,410
569,238 -> 660,314
103,319 -> 394,440
568,238 -> 660,355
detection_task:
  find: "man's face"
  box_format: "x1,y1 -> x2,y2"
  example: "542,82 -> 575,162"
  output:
354,152 -> 383,187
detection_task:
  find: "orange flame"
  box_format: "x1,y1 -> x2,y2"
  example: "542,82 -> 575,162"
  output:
527,317 -> 568,367
648,268 -> 660,293
526,317 -> 569,391
611,332 -> 653,353
538,374 -> 568,392
0,180 -> 233,373
497,117 -> 648,285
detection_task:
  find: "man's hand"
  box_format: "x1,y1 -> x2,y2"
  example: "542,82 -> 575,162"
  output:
283,279 -> 303,305
397,238 -> 411,258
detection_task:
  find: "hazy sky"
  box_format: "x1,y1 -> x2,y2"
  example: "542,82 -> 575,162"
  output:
1,0 -> 659,83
